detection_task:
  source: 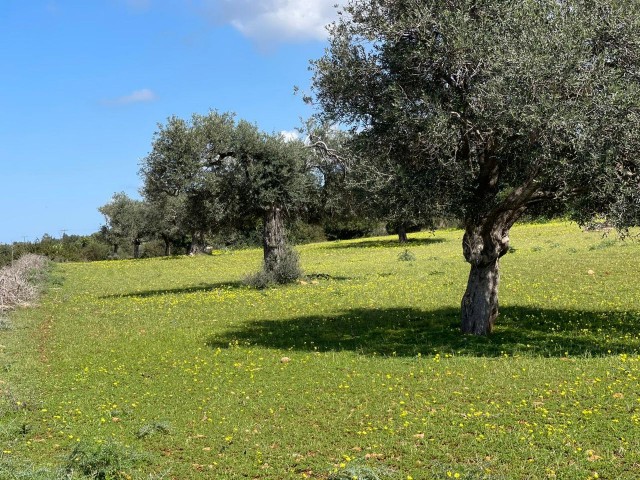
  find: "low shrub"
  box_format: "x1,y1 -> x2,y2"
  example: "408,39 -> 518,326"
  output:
244,246 -> 302,288
66,440 -> 147,480
397,249 -> 416,262
329,463 -> 394,480
135,421 -> 171,439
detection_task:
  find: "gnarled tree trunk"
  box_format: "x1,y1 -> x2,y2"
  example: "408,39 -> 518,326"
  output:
263,206 -> 285,271
189,232 -> 205,255
461,222 -> 510,335
398,224 -> 408,243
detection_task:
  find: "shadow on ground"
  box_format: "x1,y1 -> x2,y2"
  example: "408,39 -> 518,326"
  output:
101,281 -> 245,299
206,306 -> 640,357
327,238 -> 447,249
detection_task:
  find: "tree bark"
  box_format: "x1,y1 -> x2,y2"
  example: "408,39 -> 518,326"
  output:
162,235 -> 171,256
461,258 -> 500,335
133,238 -> 141,259
460,222 -> 510,335
263,206 -> 285,271
398,224 -> 408,243
189,232 -> 205,255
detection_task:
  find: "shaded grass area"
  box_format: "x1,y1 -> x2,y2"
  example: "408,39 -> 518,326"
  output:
102,281 -> 246,299
1,222 -> 639,479
326,237 -> 446,249
207,306 -> 640,357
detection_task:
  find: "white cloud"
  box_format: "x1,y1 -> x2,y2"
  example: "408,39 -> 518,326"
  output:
279,129 -> 300,142
104,89 -> 157,106
205,0 -> 342,46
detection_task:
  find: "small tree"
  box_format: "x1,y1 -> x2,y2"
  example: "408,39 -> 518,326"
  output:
140,115 -> 224,254
311,0 -> 640,334
99,193 -> 150,259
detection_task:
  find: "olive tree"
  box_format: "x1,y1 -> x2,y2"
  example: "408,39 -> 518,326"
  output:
141,111 -> 313,278
99,193 -> 150,259
311,0 -> 640,334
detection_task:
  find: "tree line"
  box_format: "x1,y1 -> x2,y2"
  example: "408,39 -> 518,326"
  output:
98,112 -> 439,281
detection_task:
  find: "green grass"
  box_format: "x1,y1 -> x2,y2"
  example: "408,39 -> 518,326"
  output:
1,221 -> 639,479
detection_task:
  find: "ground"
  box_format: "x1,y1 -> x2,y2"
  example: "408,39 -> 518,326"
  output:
1,221 -> 639,479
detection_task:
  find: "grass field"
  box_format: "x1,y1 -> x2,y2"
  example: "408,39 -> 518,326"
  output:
1,221 -> 639,479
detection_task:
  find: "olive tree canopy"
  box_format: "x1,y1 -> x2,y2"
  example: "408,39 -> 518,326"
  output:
311,0 -> 640,334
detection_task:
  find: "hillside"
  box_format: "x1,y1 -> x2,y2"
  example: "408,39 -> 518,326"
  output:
1,221 -> 639,479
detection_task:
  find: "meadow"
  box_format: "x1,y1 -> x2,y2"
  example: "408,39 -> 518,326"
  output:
1,221 -> 639,479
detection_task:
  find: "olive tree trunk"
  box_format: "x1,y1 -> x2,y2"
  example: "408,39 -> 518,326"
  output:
263,206 -> 285,271
189,232 -> 205,255
460,222 -> 510,335
133,238 -> 142,259
398,224 -> 408,243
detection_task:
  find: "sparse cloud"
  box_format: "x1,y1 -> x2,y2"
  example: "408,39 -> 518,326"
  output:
280,130 -> 300,142
103,89 -> 157,106
202,0 -> 342,46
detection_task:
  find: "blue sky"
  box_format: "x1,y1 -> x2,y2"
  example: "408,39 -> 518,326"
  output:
0,0 -> 340,244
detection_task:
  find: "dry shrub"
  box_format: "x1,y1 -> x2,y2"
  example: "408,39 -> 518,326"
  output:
0,254 -> 48,312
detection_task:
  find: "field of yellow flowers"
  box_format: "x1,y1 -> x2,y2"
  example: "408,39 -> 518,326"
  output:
1,221 -> 639,479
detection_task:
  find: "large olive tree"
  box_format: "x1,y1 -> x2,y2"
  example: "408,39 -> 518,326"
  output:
311,0 -> 640,334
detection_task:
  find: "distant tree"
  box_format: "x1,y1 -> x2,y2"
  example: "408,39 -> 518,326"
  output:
145,195 -> 185,256
141,111 -> 313,277
311,0 -> 640,334
99,193 -> 150,259
198,113 -> 311,276
140,115 -> 222,254
307,120 -> 438,242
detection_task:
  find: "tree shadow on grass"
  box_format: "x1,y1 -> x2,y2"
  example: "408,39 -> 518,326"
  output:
101,281 -> 245,299
326,238 -> 447,250
206,306 -> 640,357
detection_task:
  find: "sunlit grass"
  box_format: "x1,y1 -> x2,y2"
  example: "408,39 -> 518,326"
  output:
1,221 -> 639,479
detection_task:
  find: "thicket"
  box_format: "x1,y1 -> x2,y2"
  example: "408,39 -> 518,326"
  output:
0,234 -> 111,267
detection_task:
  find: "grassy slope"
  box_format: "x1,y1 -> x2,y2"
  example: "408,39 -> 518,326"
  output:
1,221 -> 639,479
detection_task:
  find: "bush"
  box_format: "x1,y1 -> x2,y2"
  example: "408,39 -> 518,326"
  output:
397,249 -> 416,262
329,464 -> 394,480
245,246 -> 302,288
66,440 -> 147,480
135,421 -> 171,439
287,221 -> 327,245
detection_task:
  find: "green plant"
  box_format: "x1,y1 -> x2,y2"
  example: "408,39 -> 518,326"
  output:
245,246 -> 302,288
135,421 -> 171,439
65,440 -> 147,480
0,317 -> 12,331
397,249 -> 416,262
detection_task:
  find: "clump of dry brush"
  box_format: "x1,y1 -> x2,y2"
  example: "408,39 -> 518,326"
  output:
0,254 -> 49,317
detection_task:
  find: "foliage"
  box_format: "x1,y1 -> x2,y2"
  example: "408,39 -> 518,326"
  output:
329,463 -> 394,480
99,193 -> 150,258
135,422 -> 171,440
0,235 -> 112,266
397,249 -> 416,262
244,246 -> 303,288
310,0 -> 640,333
